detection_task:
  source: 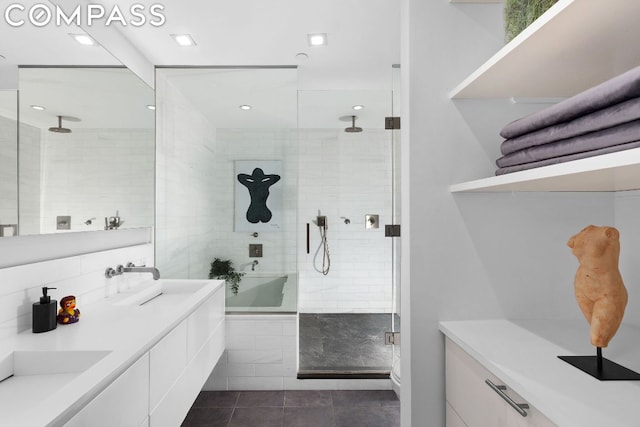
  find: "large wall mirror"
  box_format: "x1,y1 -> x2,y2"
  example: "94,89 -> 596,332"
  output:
17,67 -> 155,235
0,91 -> 18,237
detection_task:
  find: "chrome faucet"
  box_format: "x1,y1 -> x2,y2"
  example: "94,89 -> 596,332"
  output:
120,262 -> 160,280
251,260 -> 259,271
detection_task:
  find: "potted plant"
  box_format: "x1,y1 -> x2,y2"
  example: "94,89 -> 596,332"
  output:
504,0 -> 558,42
209,258 -> 244,295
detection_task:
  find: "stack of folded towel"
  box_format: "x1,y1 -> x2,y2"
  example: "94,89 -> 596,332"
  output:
495,65 -> 640,175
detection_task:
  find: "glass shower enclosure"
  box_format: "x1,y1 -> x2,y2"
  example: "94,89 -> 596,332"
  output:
296,85 -> 400,377
154,65 -> 401,379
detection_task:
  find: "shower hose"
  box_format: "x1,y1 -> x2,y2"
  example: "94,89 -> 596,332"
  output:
314,226 -> 331,275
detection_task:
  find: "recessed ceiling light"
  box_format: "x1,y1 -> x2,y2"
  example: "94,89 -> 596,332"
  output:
239,105 -> 252,111
352,105 -> 364,111
30,105 -> 46,111
171,34 -> 197,47
146,105 -> 156,111
69,33 -> 96,46
307,33 -> 327,47
296,52 -> 309,60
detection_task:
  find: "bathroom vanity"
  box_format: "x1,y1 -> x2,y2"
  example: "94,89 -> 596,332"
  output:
440,319 -> 640,427
0,279 -> 225,427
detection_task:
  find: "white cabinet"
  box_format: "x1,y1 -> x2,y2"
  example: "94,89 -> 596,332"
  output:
66,354 -> 150,427
149,287 -> 225,427
188,288 -> 225,359
446,402 -> 467,427
66,284 -> 225,427
149,320 -> 188,412
445,338 -> 555,427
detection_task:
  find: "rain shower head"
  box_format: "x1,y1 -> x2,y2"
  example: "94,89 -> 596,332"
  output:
48,115 -> 72,133
344,115 -> 362,133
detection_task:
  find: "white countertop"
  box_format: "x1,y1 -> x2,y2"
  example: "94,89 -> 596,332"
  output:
440,319 -> 640,427
0,279 -> 224,427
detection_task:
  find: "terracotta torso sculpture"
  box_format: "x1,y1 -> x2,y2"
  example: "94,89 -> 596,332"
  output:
567,225 -> 628,348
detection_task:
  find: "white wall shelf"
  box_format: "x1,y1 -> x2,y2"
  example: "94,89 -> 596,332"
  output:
450,148 -> 640,192
450,0 -> 640,99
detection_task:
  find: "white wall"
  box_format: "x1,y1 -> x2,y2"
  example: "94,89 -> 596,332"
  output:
155,72 -> 218,279
403,1 -> 617,425
614,190 -> 640,329
208,128 -> 298,275
205,314 -> 391,391
156,76 -> 396,314
16,125 -> 154,236
298,129 -> 394,313
0,241 -> 153,340
204,127 -> 395,313
18,122 -> 41,235
38,128 -> 154,234
0,115 -> 17,228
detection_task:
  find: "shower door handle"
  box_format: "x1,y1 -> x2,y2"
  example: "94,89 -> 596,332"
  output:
306,223 -> 310,254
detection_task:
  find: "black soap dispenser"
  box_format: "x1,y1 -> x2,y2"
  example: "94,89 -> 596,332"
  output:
32,287 -> 57,333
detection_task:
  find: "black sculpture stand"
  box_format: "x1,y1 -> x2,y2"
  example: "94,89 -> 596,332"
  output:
559,347 -> 640,381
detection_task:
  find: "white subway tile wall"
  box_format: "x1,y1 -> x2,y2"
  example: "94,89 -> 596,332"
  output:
0,116 -> 18,227
207,129 -> 298,276
156,73 -> 394,312
38,129 -> 155,234
18,122 -> 41,236
0,243 -> 153,340
297,129 -> 394,313
15,124 -> 154,235
204,315 -> 391,391
155,78 -> 396,388
155,75 -> 219,280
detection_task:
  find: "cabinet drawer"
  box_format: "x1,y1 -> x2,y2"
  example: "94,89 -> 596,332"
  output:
150,318 -> 225,427
445,338 -> 555,427
65,353 -> 149,427
187,286 -> 224,360
149,319 -> 188,412
446,402 -> 467,427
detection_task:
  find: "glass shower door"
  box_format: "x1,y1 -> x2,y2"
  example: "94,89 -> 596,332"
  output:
297,89 -> 397,377
390,64 -> 402,388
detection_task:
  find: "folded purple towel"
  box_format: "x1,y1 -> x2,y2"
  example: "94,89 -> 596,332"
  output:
500,65 -> 640,139
495,140 -> 640,175
500,97 -> 640,155
496,119 -> 640,168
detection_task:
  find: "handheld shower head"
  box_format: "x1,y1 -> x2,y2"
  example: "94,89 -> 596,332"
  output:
344,115 -> 362,133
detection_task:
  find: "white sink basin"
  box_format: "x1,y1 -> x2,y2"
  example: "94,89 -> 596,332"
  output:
114,279 -> 209,307
0,350 -> 110,414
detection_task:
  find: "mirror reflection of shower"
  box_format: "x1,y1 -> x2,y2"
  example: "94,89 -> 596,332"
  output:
313,214 -> 330,275
344,115 -> 362,133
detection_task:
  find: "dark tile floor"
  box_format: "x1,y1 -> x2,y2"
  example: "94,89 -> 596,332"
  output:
299,314 -> 399,373
182,390 -> 400,427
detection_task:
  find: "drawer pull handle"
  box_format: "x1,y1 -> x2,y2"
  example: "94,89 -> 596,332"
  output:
485,379 -> 529,417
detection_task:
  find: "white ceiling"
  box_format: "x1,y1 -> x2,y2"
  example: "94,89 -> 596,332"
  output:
160,67 -> 394,129
0,1 -> 400,130
104,0 -> 400,91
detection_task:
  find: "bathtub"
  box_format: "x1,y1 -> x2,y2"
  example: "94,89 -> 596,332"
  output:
225,273 -> 297,313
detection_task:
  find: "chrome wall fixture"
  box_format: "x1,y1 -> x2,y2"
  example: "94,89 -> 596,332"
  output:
365,214 -> 379,229
105,262 -> 160,280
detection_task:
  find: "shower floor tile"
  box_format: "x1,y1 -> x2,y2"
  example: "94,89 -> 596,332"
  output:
298,313 -> 397,373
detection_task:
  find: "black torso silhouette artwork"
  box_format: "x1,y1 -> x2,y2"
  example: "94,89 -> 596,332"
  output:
237,168 -> 281,224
